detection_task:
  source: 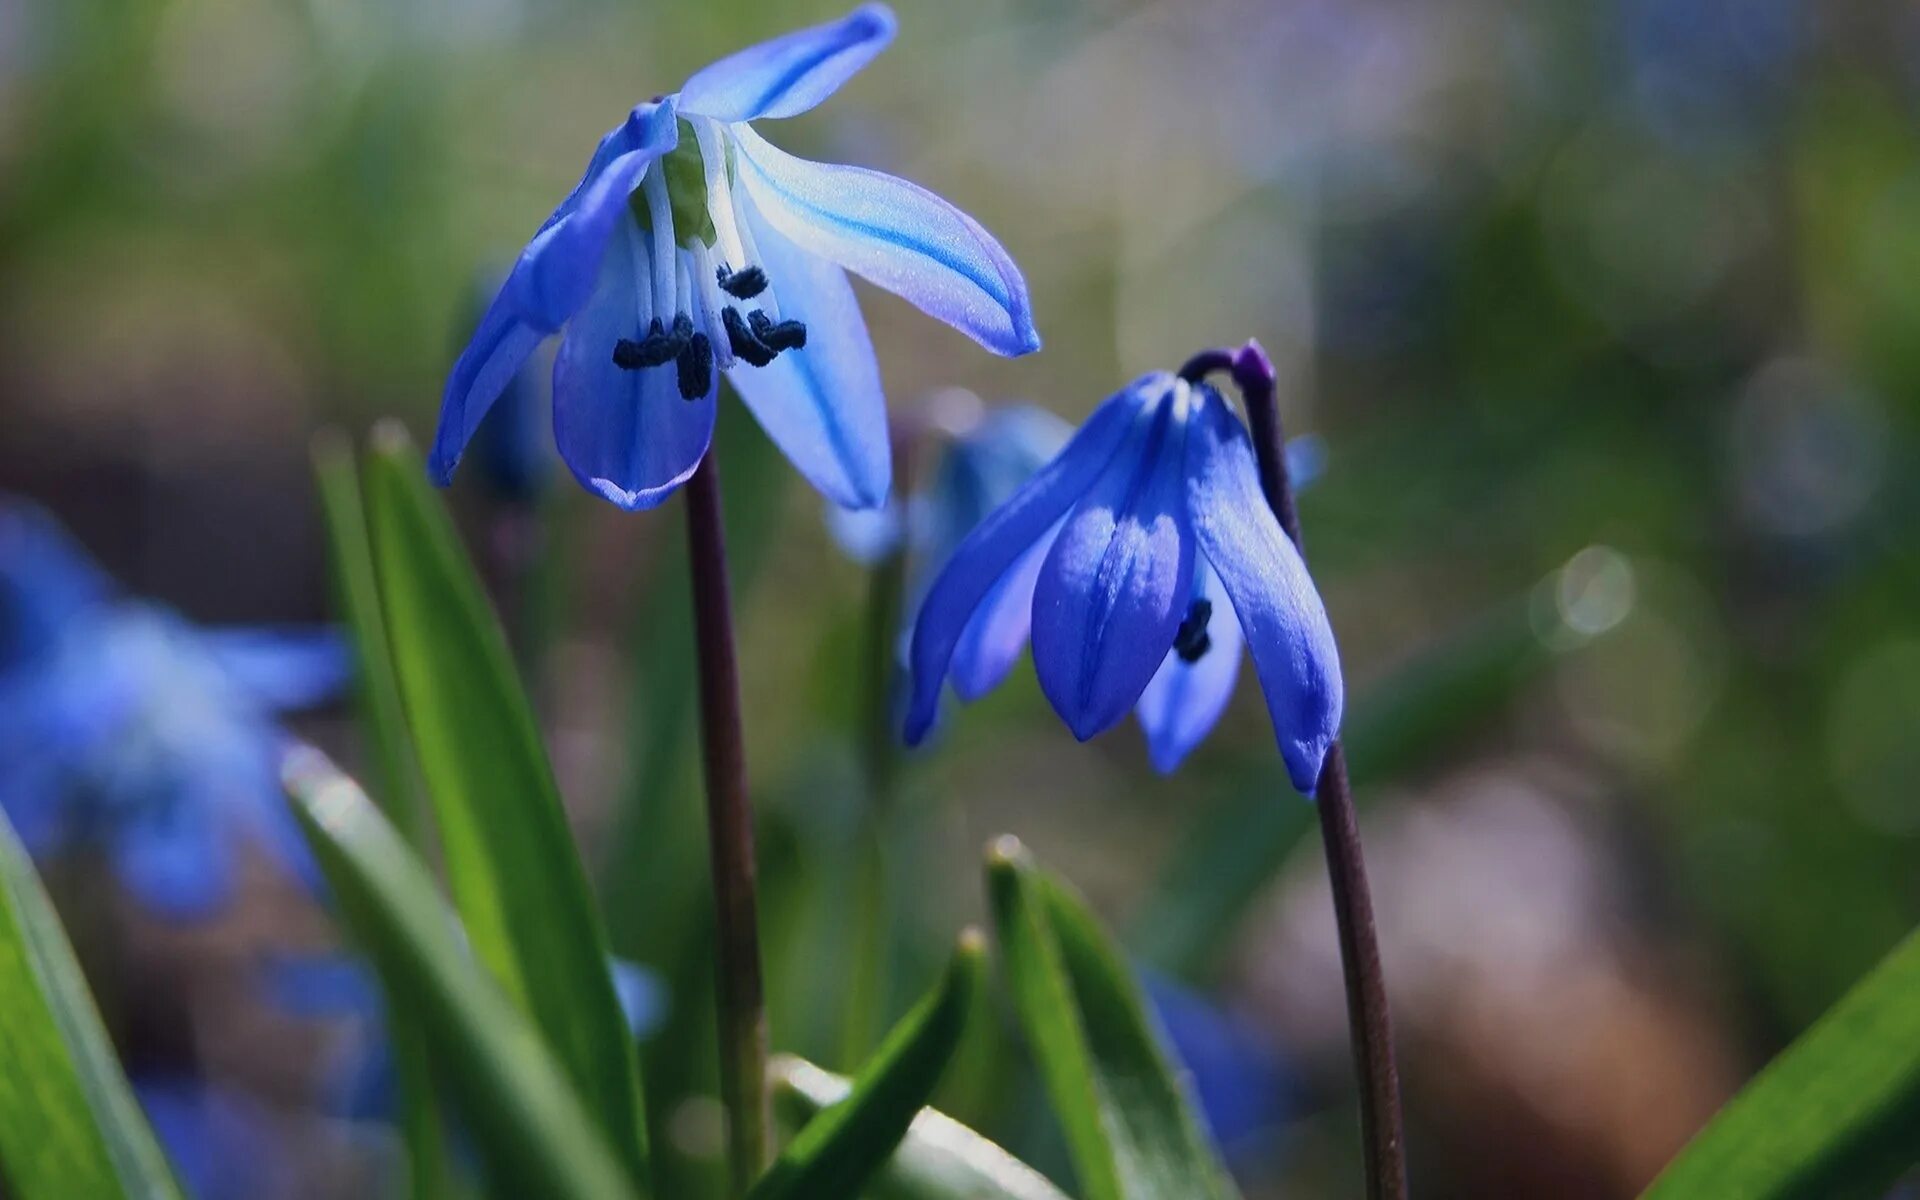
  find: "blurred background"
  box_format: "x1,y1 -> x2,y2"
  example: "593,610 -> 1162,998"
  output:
3,0 -> 1919,1196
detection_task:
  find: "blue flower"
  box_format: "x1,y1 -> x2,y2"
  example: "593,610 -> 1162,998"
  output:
1144,973 -> 1294,1159
903,374 -> 1342,790
0,501 -> 348,918
431,4 -> 1039,513
135,1075 -> 292,1200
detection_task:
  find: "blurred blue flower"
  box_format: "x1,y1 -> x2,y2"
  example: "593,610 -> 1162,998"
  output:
269,954 -> 666,1123
903,374 -> 1340,788
135,1075 -> 291,1200
1145,974 -> 1293,1160
431,3 -> 1038,513
0,501 -> 347,918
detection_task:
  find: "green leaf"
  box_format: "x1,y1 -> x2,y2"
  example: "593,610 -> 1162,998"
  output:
312,433 -> 447,1200
312,430 -> 425,840
1643,925 -> 1920,1199
1130,589 -> 1558,975
986,838 -> 1238,1200
773,1057 -> 1074,1200
284,749 -> 643,1200
361,424 -> 648,1182
749,932 -> 986,1200
0,812 -> 182,1200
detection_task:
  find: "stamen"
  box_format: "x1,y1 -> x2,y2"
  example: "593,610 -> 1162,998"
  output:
676,332 -> 713,400
747,309 -> 807,354
692,119 -> 749,270
718,265 -> 768,299
612,315 -> 691,370
640,168 -> 678,319
686,241 -> 735,370
1173,598 -> 1213,663
731,206 -> 779,320
722,308 -> 776,367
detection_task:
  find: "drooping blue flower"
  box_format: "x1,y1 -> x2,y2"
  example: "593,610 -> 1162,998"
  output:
0,501 -> 348,918
431,3 -> 1039,513
267,953 -> 666,1123
903,374 -> 1342,790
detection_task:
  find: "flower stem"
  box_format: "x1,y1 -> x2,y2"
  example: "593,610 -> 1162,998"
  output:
684,448 -> 772,1195
1206,341 -> 1408,1200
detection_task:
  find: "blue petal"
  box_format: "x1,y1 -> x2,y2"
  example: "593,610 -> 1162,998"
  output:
678,4 -> 897,123
1134,556 -> 1244,773
202,627 -> 350,713
1031,379 -> 1196,741
430,289 -> 547,486
111,803 -> 236,919
732,124 -> 1039,357
1184,387 -> 1342,794
948,522 -> 1054,702
826,498 -> 905,565
727,196 -> 890,509
0,501 -> 112,667
136,1077 -> 289,1200
552,224 -> 716,510
430,103 -> 678,488
611,959 -> 669,1038
903,381 -> 1149,744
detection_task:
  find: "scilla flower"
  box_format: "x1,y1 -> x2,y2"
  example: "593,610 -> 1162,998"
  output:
0,501 -> 346,916
904,372 -> 1342,789
431,4 -> 1038,512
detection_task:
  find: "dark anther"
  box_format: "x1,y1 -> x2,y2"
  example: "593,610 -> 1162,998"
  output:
718,265 -> 768,299
722,307 -> 776,367
1173,598 -> 1213,663
676,332 -> 713,399
748,309 -> 808,354
612,316 -> 691,370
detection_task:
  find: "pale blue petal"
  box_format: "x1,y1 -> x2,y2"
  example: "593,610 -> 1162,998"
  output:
732,124 -> 1039,357
903,382 -> 1153,744
727,196 -> 890,509
1031,379 -> 1196,741
826,499 -> 904,565
1135,556 -> 1244,773
1185,387 -> 1342,794
0,501 -> 112,664
552,225 -> 716,511
430,102 -> 677,489
202,628 -> 350,713
678,4 -> 896,123
948,522 -> 1055,702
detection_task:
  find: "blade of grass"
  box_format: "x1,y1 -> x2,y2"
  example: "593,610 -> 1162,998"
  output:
312,432 -> 448,1200
749,931 -> 985,1200
0,812 -> 181,1200
1644,925 -> 1920,1199
284,748 -> 642,1200
773,1057 -> 1074,1200
987,837 -> 1238,1200
362,424 -> 647,1183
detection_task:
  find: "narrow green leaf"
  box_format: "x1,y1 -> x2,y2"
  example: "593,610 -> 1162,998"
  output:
773,1057 -> 1074,1200
1644,925 -> 1920,1199
749,932 -> 986,1200
312,430 -> 425,840
283,749 -> 642,1200
311,433 -> 447,1200
987,838 -> 1237,1200
1130,590 -> 1556,974
0,813 -> 181,1200
361,424 -> 648,1182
